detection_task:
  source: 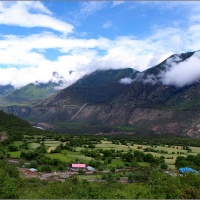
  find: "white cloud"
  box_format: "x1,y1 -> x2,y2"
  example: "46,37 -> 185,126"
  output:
1,1 -> 200,89
160,51 -> 200,87
0,29 -> 193,88
112,1 -> 124,7
0,2 -> 74,34
119,77 -> 133,84
78,2 -> 108,18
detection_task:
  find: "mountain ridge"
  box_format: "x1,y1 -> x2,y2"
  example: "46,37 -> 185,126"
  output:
2,50 -> 200,138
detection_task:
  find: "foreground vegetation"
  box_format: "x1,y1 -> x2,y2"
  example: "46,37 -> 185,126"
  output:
0,159 -> 200,199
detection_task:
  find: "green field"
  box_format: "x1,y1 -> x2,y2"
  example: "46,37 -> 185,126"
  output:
44,140 -> 61,147
78,174 -> 102,180
11,137 -> 200,170
96,141 -> 130,151
46,150 -> 92,163
28,142 -> 41,150
9,151 -> 21,158
13,141 -> 24,147
95,140 -> 200,169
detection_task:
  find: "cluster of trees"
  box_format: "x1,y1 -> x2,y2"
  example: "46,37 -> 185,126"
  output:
143,147 -> 168,154
81,147 -> 168,170
175,154 -> 200,170
107,133 -> 200,147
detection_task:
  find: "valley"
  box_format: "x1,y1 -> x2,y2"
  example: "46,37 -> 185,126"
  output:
0,101 -> 200,198
1,51 -> 200,138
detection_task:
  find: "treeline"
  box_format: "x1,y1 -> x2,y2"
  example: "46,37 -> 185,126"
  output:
107,133 -> 200,147
0,160 -> 200,199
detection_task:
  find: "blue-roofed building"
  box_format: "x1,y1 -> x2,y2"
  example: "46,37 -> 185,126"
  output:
179,167 -> 199,175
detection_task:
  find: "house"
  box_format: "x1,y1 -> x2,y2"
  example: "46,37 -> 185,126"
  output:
86,166 -> 95,171
179,167 -> 199,175
71,163 -> 86,171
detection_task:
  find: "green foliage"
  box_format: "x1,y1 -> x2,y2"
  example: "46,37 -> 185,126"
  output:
29,160 -> 38,169
40,165 -> 52,172
8,144 -> 19,152
0,160 -> 200,199
3,82 -> 58,103
175,154 -> 200,169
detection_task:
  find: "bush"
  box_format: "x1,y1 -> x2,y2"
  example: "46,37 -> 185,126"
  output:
160,163 -> 168,170
29,160 -> 38,169
78,169 -> 85,174
40,165 -> 52,172
8,144 -> 18,152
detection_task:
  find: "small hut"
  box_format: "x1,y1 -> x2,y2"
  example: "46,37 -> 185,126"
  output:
179,167 -> 199,175
71,163 -> 86,171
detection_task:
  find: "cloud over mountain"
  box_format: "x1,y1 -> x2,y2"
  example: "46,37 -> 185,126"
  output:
161,51 -> 200,87
1,2 -> 200,89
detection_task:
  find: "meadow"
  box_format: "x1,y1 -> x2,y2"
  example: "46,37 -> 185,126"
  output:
8,136 -> 200,170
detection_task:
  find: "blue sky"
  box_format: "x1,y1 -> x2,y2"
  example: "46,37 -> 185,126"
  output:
0,1 -> 200,88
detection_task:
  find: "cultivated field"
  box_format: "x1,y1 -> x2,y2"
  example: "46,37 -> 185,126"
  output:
8,137 -> 200,170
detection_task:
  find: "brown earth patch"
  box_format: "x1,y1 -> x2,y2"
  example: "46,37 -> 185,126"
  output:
0,132 -> 8,142
47,146 -> 56,153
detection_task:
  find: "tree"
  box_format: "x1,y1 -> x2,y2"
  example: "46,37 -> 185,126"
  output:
29,160 -> 38,169
160,162 -> 168,170
40,165 -> 52,172
175,156 -> 189,168
8,144 -> 18,152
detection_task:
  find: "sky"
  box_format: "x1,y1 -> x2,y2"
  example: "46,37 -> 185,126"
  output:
0,1 -> 200,88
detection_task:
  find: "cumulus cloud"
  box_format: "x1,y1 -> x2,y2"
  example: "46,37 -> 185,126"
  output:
1,1 -> 200,89
0,32 -> 174,88
0,2 -> 74,34
160,51 -> 200,87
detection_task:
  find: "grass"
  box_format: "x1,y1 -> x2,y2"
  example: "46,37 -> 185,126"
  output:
44,141 -> 61,147
13,137 -> 200,170
28,143 -> 41,150
78,174 -> 102,180
46,150 -> 92,163
9,151 -> 21,158
46,153 -> 72,162
96,141 -> 129,151
108,159 -> 124,167
13,141 -> 24,147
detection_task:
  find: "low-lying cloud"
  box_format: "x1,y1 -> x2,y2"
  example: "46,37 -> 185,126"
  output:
119,77 -> 133,85
160,51 -> 200,87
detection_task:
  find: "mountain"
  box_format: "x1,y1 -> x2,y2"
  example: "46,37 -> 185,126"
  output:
0,71 -> 66,105
1,82 -> 60,104
37,68 -> 138,106
0,85 -> 15,99
2,51 -> 200,138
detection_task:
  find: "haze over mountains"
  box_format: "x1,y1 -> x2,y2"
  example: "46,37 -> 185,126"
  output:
1,50 -> 200,138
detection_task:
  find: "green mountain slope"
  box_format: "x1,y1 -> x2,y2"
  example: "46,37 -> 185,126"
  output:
0,85 -> 15,99
2,82 -> 60,104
